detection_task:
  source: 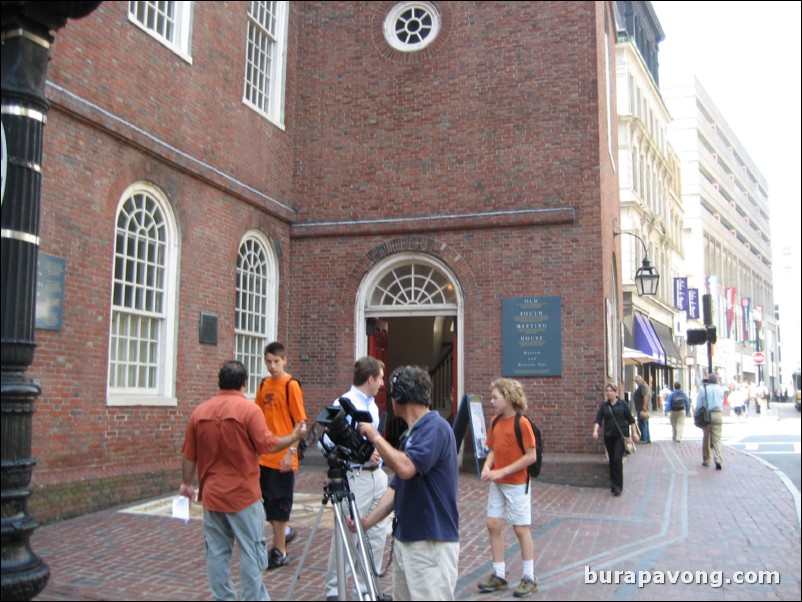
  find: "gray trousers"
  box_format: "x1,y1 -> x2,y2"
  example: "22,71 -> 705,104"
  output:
204,499 -> 270,601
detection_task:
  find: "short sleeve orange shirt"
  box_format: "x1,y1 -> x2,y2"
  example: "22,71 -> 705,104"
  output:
486,414 -> 536,485
255,374 -> 307,470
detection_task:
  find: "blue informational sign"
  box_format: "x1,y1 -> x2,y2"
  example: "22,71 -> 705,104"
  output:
36,254 -> 66,331
502,296 -> 562,377
687,288 -> 699,320
674,277 -> 688,310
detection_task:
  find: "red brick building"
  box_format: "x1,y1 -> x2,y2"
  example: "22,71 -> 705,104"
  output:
27,1 -> 622,521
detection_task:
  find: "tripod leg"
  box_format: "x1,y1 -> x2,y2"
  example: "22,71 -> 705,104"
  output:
332,496 -> 382,601
334,521 -> 347,601
332,498 -> 369,600
285,501 -> 327,601
349,501 -> 382,600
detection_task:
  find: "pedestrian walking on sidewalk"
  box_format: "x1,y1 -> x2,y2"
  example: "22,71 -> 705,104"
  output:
593,383 -> 639,496
477,378 -> 539,598
665,382 -> 690,442
633,375 -> 651,443
697,374 -> 724,470
179,360 -> 306,601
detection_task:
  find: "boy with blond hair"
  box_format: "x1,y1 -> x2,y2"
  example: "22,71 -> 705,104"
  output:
477,378 -> 538,597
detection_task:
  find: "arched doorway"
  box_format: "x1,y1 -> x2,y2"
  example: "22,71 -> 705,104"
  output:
355,253 -> 464,444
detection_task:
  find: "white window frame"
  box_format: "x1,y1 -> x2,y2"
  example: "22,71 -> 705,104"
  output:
383,1 -> 441,52
235,231 -> 279,397
107,183 -> 179,407
243,1 -> 289,127
128,1 -> 194,63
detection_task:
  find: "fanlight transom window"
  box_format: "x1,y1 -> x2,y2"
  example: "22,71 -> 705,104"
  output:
370,263 -> 456,307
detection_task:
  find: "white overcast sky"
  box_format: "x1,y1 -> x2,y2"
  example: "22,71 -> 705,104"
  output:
650,1 -> 802,374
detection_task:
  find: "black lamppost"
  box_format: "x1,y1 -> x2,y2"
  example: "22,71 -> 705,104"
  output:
1,2 -> 100,599
614,230 -> 660,296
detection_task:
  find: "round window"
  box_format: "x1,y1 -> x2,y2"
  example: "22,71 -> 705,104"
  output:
383,2 -> 441,52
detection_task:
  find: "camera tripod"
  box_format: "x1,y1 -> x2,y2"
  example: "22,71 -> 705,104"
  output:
286,456 -> 388,601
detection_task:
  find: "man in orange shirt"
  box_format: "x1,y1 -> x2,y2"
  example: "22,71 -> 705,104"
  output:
180,360 -> 306,601
477,378 -> 538,598
256,342 -> 308,569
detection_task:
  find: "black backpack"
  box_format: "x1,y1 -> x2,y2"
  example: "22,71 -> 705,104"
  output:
670,390 -> 688,411
258,377 -> 307,459
491,413 -> 543,492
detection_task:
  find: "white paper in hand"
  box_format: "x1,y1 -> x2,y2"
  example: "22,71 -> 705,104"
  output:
172,496 -> 190,523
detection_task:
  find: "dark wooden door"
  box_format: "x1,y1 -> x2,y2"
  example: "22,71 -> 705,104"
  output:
367,318 -> 389,414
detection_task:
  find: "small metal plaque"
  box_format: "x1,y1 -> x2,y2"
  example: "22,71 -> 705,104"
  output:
36,254 -> 66,331
199,313 -> 218,345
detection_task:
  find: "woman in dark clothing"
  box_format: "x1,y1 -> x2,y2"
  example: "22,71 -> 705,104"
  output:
592,384 -> 639,496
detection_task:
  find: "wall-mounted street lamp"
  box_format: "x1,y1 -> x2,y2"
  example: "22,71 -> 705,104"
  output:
614,230 -> 660,296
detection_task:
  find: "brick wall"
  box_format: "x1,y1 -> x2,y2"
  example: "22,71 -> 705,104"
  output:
30,1 -> 297,518
26,1 -> 620,519
287,1 -> 621,452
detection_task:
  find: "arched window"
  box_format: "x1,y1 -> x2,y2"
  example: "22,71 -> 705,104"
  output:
235,231 -> 278,395
369,261 -> 457,309
108,183 -> 178,405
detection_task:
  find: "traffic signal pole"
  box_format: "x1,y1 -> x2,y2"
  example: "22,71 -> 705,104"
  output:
703,294 -> 714,376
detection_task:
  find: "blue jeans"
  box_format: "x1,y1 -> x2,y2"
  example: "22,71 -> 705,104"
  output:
637,415 -> 650,442
204,499 -> 270,601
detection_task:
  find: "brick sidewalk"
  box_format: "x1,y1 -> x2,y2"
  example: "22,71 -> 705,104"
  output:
32,440 -> 800,601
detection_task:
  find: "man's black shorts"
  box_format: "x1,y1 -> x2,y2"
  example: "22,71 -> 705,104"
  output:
259,465 -> 295,521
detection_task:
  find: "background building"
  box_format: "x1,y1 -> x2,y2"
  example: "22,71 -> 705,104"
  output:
663,78 -> 777,391
615,1 -> 685,404
23,1 -> 622,521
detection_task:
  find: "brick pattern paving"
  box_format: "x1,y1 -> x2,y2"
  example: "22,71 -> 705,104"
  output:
32,440 -> 800,601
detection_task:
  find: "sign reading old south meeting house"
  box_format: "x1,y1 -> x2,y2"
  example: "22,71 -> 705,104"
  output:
502,296 -> 562,377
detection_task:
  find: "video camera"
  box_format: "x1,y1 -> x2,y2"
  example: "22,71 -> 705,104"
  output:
316,397 -> 375,465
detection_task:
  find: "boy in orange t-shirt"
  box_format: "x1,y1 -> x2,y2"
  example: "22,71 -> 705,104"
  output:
255,342 -> 307,569
477,378 -> 538,598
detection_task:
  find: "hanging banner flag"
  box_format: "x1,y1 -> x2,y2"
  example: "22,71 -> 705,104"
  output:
687,288 -> 699,320
674,277 -> 688,310
725,287 -> 736,338
741,297 -> 751,342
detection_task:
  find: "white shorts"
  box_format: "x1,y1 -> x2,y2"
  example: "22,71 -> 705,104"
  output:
487,482 -> 531,526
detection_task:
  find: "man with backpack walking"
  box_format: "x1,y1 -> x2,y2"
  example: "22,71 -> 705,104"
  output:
665,381 -> 690,442
477,378 -> 539,598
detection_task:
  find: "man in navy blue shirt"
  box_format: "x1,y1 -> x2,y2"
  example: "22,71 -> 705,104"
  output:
356,365 -> 460,601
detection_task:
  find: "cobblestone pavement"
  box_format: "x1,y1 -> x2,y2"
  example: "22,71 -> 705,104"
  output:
32,414 -> 801,601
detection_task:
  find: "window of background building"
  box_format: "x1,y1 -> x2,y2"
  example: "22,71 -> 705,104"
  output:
235,232 -> 278,396
128,1 -> 193,62
108,184 -> 178,406
243,0 -> 288,126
